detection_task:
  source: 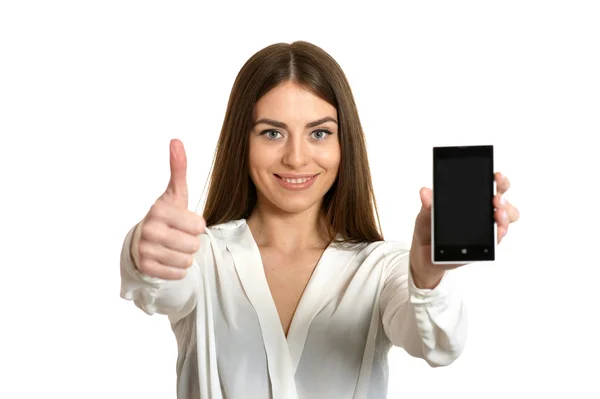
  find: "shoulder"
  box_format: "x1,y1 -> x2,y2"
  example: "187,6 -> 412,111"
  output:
206,218 -> 247,237
338,239 -> 410,272
356,239 -> 410,258
194,218 -> 248,253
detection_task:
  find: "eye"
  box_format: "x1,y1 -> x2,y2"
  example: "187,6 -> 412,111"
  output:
260,130 -> 283,140
311,129 -> 332,140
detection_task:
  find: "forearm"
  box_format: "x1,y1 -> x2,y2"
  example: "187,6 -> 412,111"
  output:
380,246 -> 468,366
407,269 -> 468,366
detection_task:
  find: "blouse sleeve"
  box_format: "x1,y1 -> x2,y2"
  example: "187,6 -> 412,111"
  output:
379,243 -> 468,367
119,222 -> 204,325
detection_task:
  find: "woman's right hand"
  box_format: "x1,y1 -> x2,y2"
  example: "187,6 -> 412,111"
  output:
132,139 -> 206,280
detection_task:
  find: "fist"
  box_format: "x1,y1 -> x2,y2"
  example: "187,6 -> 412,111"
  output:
132,139 -> 206,280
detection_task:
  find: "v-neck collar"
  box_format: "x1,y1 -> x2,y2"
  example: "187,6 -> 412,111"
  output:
225,220 -> 354,391
282,236 -> 339,374
225,221 -> 299,399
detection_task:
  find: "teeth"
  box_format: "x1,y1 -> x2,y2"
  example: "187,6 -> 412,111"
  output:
281,176 -> 312,184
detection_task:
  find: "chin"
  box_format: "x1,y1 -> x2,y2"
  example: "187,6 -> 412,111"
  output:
269,195 -> 322,215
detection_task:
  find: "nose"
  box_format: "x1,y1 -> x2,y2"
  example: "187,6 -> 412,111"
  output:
282,135 -> 310,169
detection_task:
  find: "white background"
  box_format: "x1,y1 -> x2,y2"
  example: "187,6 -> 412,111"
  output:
1,1 -> 599,398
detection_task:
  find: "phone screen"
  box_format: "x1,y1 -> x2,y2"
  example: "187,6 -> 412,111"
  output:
433,146 -> 495,262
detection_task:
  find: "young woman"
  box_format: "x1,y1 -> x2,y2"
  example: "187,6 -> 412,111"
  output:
120,41 -> 520,399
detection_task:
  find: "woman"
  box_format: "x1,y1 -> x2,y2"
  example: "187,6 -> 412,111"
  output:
120,41 -> 519,399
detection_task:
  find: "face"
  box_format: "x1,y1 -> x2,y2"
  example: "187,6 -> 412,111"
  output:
249,81 -> 341,216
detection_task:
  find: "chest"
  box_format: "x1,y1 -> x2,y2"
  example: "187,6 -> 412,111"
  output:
258,247 -> 325,337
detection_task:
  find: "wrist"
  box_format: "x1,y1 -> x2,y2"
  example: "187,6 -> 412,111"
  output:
409,255 -> 445,289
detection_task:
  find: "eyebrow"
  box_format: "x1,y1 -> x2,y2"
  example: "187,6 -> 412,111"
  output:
253,116 -> 338,129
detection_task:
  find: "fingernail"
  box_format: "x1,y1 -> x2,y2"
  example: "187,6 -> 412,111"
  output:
502,210 -> 508,220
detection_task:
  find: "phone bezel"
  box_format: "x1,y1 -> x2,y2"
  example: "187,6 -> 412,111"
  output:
431,145 -> 496,264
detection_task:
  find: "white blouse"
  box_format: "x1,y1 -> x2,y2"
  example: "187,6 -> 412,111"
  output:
120,218 -> 467,399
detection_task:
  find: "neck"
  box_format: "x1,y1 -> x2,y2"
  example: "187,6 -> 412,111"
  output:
246,199 -> 331,253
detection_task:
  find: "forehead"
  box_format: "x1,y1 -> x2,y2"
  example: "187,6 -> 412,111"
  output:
253,81 -> 337,122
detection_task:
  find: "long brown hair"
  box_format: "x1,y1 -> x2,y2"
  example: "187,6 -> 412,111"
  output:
201,41 -> 383,244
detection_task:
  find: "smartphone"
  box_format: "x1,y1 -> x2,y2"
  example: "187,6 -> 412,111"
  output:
432,145 -> 496,264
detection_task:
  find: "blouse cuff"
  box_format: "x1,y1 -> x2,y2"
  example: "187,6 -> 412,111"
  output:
408,266 -> 453,305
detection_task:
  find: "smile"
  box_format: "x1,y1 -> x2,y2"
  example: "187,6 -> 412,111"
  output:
274,174 -> 319,191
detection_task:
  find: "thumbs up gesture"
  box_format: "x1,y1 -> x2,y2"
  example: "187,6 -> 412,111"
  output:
131,139 -> 206,280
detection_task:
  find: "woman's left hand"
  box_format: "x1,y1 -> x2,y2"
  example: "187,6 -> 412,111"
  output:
409,172 -> 520,289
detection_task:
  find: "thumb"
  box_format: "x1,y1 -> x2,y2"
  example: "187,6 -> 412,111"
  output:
419,187 -> 433,211
164,139 -> 188,208
414,187 -> 433,244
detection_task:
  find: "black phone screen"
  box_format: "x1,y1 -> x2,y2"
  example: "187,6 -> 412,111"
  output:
433,146 -> 495,262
